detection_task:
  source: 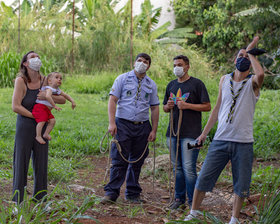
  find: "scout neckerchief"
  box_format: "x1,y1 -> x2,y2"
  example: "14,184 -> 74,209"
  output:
226,72 -> 252,123
135,77 -> 143,104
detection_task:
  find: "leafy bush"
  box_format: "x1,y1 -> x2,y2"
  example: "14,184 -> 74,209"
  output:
172,0 -> 280,67
0,0 -> 216,76
262,75 -> 280,90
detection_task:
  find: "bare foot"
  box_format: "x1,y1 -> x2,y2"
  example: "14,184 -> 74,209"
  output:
36,136 -> 46,144
43,134 -> 52,141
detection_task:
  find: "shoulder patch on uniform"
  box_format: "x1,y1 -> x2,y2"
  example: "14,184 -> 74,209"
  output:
145,93 -> 149,99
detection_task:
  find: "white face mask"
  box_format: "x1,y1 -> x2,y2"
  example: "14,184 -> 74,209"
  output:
28,57 -> 42,71
173,66 -> 184,78
135,61 -> 148,74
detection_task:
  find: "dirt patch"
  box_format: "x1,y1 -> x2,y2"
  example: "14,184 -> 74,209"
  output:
73,156 -> 264,224
2,154 -> 279,223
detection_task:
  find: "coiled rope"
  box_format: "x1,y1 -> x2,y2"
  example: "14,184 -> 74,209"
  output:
100,131 -> 156,193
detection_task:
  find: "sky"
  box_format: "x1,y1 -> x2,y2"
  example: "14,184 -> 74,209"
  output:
1,0 -> 15,6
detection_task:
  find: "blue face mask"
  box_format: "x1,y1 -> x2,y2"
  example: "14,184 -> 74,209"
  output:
236,57 -> 251,72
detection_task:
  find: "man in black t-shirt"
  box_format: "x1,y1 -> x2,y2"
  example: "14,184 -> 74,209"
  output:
163,55 -> 211,209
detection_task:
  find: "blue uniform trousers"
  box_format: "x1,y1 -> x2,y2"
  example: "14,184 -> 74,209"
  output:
104,118 -> 151,200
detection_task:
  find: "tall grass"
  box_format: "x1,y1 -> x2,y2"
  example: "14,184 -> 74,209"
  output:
62,71 -> 118,94
253,89 -> 280,158
0,4 -> 74,72
0,0 -> 222,77
255,173 -> 280,223
0,1 -> 130,73
0,186 -> 100,223
0,52 -> 21,88
0,51 -> 60,88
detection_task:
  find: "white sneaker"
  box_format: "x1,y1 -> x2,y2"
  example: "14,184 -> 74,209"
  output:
228,216 -> 238,224
184,214 -> 196,221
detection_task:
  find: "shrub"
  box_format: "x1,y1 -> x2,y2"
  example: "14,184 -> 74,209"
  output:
262,75 -> 280,90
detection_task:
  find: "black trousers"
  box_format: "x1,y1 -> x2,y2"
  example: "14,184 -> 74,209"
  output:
12,115 -> 48,204
104,118 -> 151,199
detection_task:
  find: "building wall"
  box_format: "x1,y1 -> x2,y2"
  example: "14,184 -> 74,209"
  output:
114,0 -> 175,30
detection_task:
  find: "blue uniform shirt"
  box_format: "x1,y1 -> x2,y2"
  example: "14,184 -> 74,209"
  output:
110,70 -> 159,122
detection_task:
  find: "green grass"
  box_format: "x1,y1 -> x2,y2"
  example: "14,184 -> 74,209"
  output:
0,71 -> 279,222
253,89 -> 280,158
255,173 -> 280,224
0,186 -> 100,223
0,73 -> 279,183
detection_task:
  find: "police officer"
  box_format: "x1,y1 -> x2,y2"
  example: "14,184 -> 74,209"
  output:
102,53 -> 160,203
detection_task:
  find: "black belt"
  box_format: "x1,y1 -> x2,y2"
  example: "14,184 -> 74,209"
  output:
119,118 -> 148,125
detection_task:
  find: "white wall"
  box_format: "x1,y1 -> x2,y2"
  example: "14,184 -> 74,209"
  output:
114,0 -> 175,30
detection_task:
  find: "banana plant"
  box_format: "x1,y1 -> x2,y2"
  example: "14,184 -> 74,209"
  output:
156,27 -> 197,45
133,0 -> 171,41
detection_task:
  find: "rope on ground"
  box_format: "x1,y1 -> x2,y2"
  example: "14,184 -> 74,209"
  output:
99,131 -> 112,182
168,108 -> 183,205
153,141 -> 156,194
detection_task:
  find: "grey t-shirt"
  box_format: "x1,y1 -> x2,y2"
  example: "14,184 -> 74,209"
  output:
163,77 -> 210,139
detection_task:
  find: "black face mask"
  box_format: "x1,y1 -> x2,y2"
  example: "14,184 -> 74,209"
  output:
236,57 -> 251,72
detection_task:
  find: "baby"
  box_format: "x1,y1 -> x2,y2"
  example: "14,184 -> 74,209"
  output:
32,72 -> 76,144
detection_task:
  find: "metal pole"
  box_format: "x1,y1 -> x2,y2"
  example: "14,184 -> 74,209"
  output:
18,0 -> 20,52
71,0 -> 75,74
130,0 -> 133,69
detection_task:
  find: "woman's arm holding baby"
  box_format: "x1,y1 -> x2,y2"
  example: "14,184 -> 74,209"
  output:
37,90 -> 66,104
45,89 -> 61,111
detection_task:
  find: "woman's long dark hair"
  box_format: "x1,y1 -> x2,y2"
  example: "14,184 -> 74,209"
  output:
19,51 -> 35,83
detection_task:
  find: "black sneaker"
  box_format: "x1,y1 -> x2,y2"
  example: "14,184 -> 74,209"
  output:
100,195 -> 116,204
169,199 -> 185,210
125,196 -> 143,204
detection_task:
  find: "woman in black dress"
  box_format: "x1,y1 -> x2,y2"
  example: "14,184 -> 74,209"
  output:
12,51 -> 65,204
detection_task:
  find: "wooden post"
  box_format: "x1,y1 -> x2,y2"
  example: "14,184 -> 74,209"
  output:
130,0 -> 133,69
71,0 -> 75,74
18,0 -> 20,52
